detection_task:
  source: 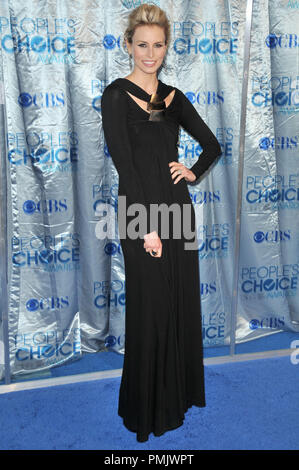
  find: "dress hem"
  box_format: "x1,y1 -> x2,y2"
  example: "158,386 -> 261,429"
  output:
118,398 -> 206,443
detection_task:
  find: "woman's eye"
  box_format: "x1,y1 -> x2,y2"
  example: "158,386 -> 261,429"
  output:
138,44 -> 164,48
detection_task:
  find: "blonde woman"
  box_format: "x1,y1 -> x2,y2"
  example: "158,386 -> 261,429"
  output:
101,4 -> 222,443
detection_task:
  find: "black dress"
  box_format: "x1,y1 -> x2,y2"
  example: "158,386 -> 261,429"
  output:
101,77 -> 222,442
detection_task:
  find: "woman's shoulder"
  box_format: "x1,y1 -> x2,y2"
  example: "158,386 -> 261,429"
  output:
170,84 -> 185,98
102,78 -> 125,93
170,85 -> 193,108
101,79 -> 128,104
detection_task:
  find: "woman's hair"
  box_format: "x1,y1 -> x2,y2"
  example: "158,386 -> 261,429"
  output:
123,3 -> 171,52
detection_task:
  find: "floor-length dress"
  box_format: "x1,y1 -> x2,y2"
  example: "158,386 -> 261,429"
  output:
101,77 -> 222,442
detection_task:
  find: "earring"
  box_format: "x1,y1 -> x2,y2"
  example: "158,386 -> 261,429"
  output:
162,56 -> 171,73
129,53 -> 133,69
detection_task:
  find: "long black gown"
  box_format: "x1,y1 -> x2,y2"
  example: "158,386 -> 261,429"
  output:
101,77 -> 222,442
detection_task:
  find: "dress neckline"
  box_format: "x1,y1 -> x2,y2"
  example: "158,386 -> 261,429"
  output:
116,77 -> 164,102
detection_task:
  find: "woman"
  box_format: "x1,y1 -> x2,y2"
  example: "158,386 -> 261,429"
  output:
101,4 -> 222,443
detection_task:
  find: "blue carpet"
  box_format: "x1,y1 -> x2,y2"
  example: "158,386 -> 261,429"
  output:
0,355 -> 298,450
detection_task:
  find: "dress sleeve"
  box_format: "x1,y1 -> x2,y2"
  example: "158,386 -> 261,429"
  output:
101,84 -> 155,238
177,88 -> 222,180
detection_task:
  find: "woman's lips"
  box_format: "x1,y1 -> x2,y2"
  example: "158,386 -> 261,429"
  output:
142,61 -> 156,67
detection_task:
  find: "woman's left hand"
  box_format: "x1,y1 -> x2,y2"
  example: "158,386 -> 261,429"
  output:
168,162 -> 196,184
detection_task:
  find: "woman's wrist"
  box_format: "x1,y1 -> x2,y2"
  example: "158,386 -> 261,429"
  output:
144,230 -> 158,241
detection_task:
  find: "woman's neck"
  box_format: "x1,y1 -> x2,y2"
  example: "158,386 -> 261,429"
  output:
124,73 -> 159,95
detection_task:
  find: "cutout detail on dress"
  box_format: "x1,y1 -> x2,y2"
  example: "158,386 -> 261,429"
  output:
125,90 -> 177,117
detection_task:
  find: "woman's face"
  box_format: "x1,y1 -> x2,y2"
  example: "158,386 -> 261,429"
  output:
126,24 -> 167,76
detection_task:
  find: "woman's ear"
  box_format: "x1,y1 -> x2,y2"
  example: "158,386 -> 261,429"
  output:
125,39 -> 131,56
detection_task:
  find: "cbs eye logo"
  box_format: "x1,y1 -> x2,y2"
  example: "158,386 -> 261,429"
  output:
290,340 -> 299,365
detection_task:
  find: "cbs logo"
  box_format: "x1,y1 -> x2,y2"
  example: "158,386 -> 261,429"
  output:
290,340 -> 299,365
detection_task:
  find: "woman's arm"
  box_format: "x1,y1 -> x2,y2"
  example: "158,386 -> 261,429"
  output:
101,84 -> 156,238
177,88 -> 222,180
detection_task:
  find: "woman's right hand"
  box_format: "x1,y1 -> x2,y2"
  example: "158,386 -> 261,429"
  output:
143,230 -> 162,258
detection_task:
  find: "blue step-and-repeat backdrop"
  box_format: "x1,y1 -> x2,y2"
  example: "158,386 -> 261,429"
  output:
0,0 -> 298,380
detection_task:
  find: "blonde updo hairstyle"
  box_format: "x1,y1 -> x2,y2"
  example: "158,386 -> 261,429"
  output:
123,3 -> 171,58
